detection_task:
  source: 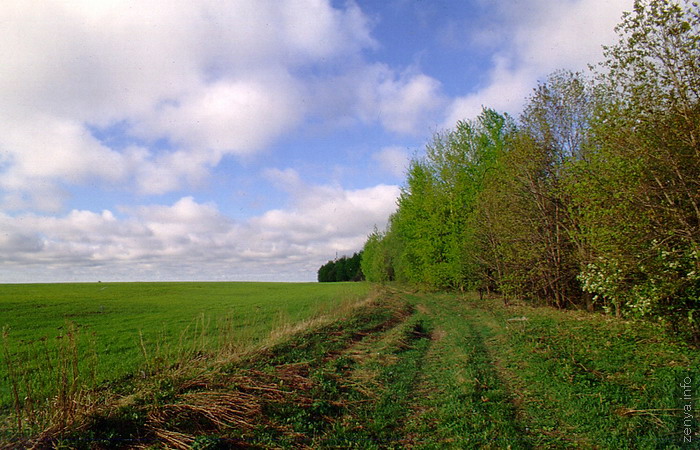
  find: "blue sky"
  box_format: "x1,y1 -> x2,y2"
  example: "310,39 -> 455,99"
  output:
0,0 -> 632,282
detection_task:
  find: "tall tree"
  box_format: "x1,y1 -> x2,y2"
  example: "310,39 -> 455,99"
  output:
364,109 -> 514,291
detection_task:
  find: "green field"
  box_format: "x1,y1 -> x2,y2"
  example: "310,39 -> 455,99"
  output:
0,282 -> 369,418
1,283 -> 698,448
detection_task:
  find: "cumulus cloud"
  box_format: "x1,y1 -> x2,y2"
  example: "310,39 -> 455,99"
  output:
444,0 -> 633,127
300,61 -> 446,136
375,71 -> 445,135
254,169 -> 399,246
135,76 -> 304,156
0,178 -> 400,282
0,0 -> 432,208
0,115 -> 127,186
508,0 -> 632,71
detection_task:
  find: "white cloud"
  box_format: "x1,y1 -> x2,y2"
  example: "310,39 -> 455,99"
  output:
444,0 -> 633,127
0,179 -> 400,282
128,148 -> 215,196
136,76 -> 304,156
255,168 -> 399,257
0,115 -> 127,183
373,146 -> 410,178
376,72 -> 445,135
263,168 -> 305,192
305,62 -> 446,135
509,0 -> 631,71
444,56 -> 535,129
0,0 -> 391,208
254,182 -> 399,245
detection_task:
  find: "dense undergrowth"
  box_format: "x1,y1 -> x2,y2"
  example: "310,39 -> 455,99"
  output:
3,286 -> 697,448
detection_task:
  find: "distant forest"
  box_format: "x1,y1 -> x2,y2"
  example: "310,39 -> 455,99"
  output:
358,1 -> 700,342
317,252 -> 364,282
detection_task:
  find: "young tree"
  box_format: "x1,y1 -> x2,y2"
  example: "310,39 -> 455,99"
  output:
576,0 -> 700,338
385,109 -> 514,291
476,72 -> 594,307
360,228 -> 395,283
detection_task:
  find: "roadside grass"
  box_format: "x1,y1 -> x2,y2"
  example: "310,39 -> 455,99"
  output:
484,297 -> 699,448
409,292 -> 699,448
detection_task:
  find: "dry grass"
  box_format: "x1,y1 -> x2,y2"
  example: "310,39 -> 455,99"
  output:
146,392 -> 260,447
130,288 -> 403,448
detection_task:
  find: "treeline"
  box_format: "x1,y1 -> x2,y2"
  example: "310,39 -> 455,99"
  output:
318,252 -> 364,282
361,0 -> 700,341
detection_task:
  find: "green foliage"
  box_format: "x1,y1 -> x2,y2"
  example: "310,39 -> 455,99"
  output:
360,227 -> 397,282
317,252 -> 364,282
573,0 -> 700,337
363,108 -> 514,291
360,0 -> 700,341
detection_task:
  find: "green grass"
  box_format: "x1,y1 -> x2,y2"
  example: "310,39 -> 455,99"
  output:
241,288 -> 698,448
1,283 -> 698,448
402,292 -> 699,448
400,294 -> 528,449
0,282 -> 369,417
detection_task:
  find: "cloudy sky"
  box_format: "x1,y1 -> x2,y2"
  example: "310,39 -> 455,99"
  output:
0,0 -> 632,283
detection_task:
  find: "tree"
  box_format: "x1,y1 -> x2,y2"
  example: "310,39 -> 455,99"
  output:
362,109 -> 514,291
574,0 -> 700,338
317,260 -> 336,282
361,228 -> 395,283
475,72 -> 595,307
317,252 -> 364,282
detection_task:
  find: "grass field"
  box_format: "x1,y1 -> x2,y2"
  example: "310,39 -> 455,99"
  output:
1,283 -> 699,448
0,282 -> 369,429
